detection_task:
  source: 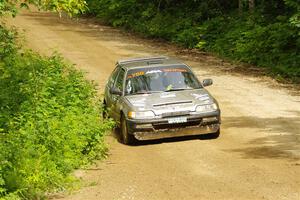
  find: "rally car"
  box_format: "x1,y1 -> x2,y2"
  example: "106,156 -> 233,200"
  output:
103,56 -> 221,144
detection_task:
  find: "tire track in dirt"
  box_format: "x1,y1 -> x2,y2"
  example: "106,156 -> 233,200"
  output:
6,10 -> 300,200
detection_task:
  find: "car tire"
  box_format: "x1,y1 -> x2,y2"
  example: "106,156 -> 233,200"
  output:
102,101 -> 108,119
208,129 -> 220,139
120,115 -> 135,145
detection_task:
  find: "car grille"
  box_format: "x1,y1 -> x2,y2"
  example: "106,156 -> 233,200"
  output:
162,111 -> 190,118
152,120 -> 201,130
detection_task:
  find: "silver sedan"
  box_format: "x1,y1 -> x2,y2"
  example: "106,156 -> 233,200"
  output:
103,56 -> 221,144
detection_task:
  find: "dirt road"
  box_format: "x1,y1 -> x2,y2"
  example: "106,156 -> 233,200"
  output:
6,11 -> 300,200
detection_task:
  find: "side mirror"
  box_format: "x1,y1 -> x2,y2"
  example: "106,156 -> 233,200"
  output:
110,87 -> 122,96
202,79 -> 213,87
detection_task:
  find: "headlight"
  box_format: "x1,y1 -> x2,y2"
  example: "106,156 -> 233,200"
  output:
196,103 -> 218,113
128,111 -> 155,119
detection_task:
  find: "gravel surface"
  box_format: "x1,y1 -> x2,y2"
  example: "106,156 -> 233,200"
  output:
6,11 -> 300,200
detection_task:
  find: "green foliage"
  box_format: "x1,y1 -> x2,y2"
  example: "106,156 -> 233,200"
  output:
0,25 -> 114,199
38,0 -> 88,17
0,0 -> 18,16
195,13 -> 299,80
0,0 -> 87,17
85,0 -> 300,82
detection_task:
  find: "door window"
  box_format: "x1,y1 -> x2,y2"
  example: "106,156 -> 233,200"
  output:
108,66 -> 121,88
114,68 -> 125,92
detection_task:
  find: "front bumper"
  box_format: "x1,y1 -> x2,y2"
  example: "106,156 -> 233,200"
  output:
127,111 -> 221,141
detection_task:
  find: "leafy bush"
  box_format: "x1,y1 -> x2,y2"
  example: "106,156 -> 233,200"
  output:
85,0 -> 300,82
0,25 -> 114,199
0,0 -> 87,17
200,14 -> 300,80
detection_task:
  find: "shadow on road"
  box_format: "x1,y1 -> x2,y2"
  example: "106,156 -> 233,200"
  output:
19,11 -> 300,162
222,115 -> 300,161
17,12 -> 226,68
18,12 -> 156,55
111,128 -> 219,146
110,114 -> 300,161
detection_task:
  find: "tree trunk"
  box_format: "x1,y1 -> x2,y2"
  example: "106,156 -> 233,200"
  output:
249,0 -> 255,11
157,0 -> 162,12
239,0 -> 243,13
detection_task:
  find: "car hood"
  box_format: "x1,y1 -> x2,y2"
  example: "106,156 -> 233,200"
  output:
125,89 -> 215,115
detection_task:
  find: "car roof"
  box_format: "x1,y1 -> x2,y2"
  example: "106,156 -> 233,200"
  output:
117,56 -> 187,70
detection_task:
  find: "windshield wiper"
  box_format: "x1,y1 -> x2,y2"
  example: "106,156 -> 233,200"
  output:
164,88 -> 191,92
131,91 -> 152,95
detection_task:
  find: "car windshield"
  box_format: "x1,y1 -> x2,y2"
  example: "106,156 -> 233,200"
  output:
125,66 -> 202,95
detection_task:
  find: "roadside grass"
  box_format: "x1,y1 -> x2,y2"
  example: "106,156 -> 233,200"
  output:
0,25 -> 114,199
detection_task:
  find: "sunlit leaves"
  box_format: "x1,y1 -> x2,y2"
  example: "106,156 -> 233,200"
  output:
0,26 -> 114,199
0,0 -> 87,17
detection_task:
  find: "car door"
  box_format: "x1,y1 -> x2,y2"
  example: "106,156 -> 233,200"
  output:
105,66 -> 121,115
111,68 -> 125,121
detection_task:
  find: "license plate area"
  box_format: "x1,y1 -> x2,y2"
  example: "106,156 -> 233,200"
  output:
168,117 -> 188,124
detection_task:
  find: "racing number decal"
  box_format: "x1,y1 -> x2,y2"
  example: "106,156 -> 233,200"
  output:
127,71 -> 145,79
127,68 -> 187,79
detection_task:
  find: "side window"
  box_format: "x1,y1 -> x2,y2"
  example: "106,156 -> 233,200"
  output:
114,69 -> 125,92
108,66 -> 121,88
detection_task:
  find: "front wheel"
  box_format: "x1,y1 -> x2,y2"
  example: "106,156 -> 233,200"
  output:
102,101 -> 108,119
208,129 -> 220,139
120,115 -> 135,145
